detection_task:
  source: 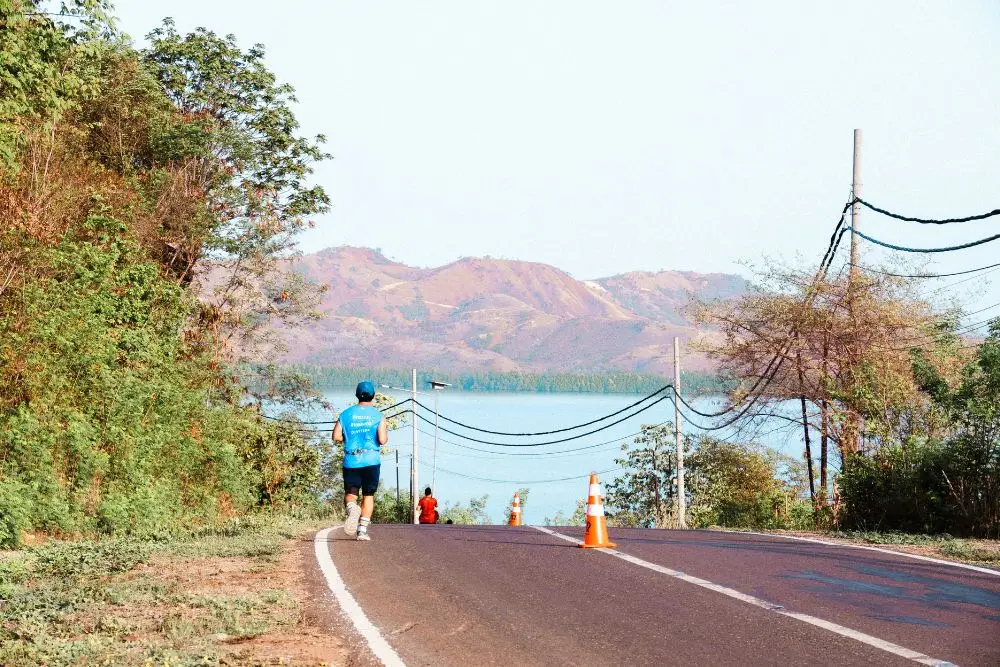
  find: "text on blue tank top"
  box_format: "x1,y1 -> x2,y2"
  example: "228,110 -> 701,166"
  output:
341,405 -> 382,468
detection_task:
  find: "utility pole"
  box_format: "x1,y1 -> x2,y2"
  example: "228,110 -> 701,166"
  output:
849,128 -> 862,281
847,129 -> 863,464
673,337 -> 686,529
411,368 -> 419,524
428,380 -> 451,493
395,449 -> 400,508
433,389 -> 439,492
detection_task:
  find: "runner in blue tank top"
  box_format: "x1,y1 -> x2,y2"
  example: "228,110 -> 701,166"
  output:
333,381 -> 388,541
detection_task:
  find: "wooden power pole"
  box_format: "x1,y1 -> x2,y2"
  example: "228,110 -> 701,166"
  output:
411,368 -> 419,525
673,337 -> 686,529
849,129 -> 862,279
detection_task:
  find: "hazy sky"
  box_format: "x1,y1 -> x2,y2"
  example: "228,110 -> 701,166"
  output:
113,1 -> 1000,296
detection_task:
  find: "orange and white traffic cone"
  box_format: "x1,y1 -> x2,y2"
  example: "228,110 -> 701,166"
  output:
508,492 -> 522,526
580,473 -> 617,548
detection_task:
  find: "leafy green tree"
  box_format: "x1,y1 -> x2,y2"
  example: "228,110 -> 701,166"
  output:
142,20 -> 330,358
606,424 -> 686,528
440,495 -> 491,525
606,425 -> 811,530
544,499 -> 586,526
371,487 -> 412,524
0,1 -> 113,171
687,439 -> 788,529
840,321 -> 1000,537
0,5 -> 335,546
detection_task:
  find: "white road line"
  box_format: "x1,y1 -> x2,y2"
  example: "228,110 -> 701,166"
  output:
314,526 -> 407,667
531,526 -> 956,667
715,530 -> 1000,577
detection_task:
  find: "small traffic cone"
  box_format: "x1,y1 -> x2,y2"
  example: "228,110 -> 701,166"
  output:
580,473 -> 617,548
508,492 -> 522,526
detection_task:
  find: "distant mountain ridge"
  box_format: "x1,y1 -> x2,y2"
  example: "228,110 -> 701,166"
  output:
278,246 -> 748,375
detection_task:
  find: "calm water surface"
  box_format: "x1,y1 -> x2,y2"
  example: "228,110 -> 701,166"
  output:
306,391 -> 806,524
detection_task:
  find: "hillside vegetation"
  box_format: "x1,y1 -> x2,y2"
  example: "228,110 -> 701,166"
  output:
0,1 -> 330,547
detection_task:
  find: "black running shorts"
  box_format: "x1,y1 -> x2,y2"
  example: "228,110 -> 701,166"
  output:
343,464 -> 380,497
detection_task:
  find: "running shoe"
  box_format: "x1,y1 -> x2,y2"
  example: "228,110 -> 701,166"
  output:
356,530 -> 371,542
344,501 -> 361,536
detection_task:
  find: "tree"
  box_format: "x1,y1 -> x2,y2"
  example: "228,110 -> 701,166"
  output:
687,439 -> 790,529
840,321 -> 1000,537
693,261 -> 958,503
440,495 -> 491,525
0,5 -> 335,546
605,424 -> 687,528
606,425 -> 812,530
544,500 -> 586,526
142,19 -> 330,359
0,1 -> 114,172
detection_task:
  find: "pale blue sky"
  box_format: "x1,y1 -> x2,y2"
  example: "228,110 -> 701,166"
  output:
113,1 -> 1000,310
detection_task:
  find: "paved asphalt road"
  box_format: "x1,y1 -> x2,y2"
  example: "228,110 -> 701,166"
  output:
317,525 -> 1000,666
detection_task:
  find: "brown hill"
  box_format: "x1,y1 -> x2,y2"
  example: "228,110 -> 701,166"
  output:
279,247 -> 747,375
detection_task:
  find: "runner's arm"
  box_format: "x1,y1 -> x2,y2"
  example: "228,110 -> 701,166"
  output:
377,417 -> 388,445
332,420 -> 343,444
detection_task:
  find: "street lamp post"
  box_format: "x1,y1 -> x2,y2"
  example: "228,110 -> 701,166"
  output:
380,380 -> 438,524
428,380 -> 451,492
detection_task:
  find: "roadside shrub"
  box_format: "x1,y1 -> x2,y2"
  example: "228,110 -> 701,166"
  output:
96,484 -> 181,539
839,437 -> 999,538
371,488 -> 411,524
0,479 -> 31,548
34,539 -> 149,579
687,439 -> 809,530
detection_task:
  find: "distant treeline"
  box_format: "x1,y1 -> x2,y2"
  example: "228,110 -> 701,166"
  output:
277,365 -> 731,395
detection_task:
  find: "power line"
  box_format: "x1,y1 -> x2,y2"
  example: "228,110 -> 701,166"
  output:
850,227 -> 1000,254
291,408 -> 413,434
410,395 -> 673,446
856,198 -> 1000,225
262,398 -> 412,424
414,421 -> 672,458
923,266 -> 1000,297
852,261 -> 1000,279
409,386 -> 671,436
418,460 -> 625,485
670,203 -> 853,426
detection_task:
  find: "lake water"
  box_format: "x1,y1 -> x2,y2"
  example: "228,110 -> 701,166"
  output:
310,391 -> 808,524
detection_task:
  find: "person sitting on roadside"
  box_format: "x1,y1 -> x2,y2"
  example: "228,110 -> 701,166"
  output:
417,487 -> 438,524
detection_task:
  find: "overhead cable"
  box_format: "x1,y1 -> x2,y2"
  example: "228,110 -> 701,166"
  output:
410,395 -> 673,446
856,198 -> 1000,225
671,211 -> 852,426
419,460 -> 625,485
852,261 -> 1000,279
414,421 -> 672,458
262,398 -> 412,424
409,385 -> 671,436
849,227 -> 1000,254
292,408 -> 413,433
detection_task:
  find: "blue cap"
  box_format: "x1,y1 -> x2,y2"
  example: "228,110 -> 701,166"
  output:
355,381 -> 375,401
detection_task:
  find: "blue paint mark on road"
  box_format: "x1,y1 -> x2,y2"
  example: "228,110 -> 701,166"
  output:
869,614 -> 949,628
784,570 -> 912,599
781,562 -> 1000,630
853,566 -> 1000,611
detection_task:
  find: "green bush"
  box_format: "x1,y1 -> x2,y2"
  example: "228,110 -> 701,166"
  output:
34,539 -> 149,579
371,488 -> 412,524
0,479 -> 31,548
838,439 -> 998,537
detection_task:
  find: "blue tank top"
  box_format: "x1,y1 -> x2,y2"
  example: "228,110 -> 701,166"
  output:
340,405 -> 383,468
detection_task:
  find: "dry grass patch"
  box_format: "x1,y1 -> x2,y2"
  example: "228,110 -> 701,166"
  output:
0,517 -> 348,666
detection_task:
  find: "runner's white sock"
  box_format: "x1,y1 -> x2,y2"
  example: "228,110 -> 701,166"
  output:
358,517 -> 370,533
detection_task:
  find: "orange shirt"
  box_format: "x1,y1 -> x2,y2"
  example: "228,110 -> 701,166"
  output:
418,496 -> 438,523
